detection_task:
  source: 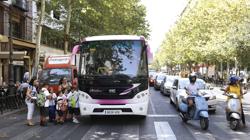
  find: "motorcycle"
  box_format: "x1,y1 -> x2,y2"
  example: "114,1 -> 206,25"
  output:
223,93 -> 242,130
179,95 -> 209,130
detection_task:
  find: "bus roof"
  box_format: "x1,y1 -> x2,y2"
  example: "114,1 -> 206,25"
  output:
83,35 -> 145,42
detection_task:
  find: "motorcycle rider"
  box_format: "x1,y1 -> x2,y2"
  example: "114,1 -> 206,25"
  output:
185,74 -> 199,116
224,76 -> 246,127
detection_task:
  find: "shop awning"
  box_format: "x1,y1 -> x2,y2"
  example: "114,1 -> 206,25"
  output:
0,51 -> 28,60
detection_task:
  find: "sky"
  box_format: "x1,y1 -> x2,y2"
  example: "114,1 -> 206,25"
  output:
141,0 -> 188,54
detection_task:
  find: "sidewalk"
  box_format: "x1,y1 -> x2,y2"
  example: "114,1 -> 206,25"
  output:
0,107 -> 26,118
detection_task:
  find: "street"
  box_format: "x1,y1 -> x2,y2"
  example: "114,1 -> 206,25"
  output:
0,87 -> 250,140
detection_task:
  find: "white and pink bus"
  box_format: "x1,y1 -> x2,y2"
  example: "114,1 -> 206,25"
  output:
77,35 -> 149,116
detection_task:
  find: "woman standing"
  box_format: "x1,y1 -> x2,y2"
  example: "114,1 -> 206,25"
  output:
58,77 -> 71,95
25,77 -> 39,126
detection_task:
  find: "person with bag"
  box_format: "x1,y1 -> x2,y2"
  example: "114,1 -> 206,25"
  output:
67,84 -> 80,124
55,91 -> 67,125
25,77 -> 39,126
37,83 -> 51,126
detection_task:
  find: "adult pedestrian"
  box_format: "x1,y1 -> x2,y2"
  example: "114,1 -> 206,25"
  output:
58,77 -> 71,95
25,77 -> 39,126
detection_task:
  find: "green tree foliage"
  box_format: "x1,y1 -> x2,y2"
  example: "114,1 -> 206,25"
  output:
42,0 -> 150,48
154,0 -> 250,69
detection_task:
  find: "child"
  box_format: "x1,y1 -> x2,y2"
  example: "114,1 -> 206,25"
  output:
48,87 -> 57,122
55,91 -> 67,125
37,83 -> 51,126
67,84 -> 80,124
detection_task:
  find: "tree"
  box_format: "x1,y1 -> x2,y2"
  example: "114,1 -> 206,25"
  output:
154,0 -> 250,72
64,0 -> 73,54
33,0 -> 46,77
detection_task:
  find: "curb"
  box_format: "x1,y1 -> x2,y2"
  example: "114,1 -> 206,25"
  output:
0,108 -> 26,118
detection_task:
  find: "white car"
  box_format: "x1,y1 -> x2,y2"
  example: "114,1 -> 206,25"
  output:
170,78 -> 217,112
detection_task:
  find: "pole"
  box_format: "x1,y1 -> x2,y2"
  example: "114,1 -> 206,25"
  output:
8,4 -> 15,95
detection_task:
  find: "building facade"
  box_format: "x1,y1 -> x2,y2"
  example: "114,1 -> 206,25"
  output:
0,0 -> 35,85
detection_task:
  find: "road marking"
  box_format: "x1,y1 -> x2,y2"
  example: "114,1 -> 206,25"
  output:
44,124 -> 79,140
154,121 -> 176,140
81,125 -> 102,140
149,98 -> 157,115
119,124 -> 139,140
148,114 -> 179,118
10,126 -> 47,140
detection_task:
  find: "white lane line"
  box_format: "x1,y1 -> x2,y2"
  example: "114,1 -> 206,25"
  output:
148,114 -> 179,118
154,122 -> 176,140
149,98 -> 157,115
119,124 -> 139,140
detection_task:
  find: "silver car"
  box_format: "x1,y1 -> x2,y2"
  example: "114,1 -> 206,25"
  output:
160,75 -> 179,96
154,74 -> 167,90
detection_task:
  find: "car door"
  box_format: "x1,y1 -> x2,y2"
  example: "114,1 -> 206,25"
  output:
170,79 -> 178,104
160,76 -> 166,92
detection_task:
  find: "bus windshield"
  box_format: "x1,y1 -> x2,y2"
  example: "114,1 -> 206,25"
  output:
79,40 -> 147,78
39,68 -> 72,85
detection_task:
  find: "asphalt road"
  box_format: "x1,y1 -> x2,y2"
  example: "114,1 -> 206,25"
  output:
0,87 -> 250,140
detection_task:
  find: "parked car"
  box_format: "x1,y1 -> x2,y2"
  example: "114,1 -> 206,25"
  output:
170,78 -> 217,112
160,75 -> 179,96
154,74 -> 167,90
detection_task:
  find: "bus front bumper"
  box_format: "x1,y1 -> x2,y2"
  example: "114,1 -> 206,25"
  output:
79,101 -> 149,116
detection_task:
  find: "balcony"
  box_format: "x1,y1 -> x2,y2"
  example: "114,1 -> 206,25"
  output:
12,0 -> 28,12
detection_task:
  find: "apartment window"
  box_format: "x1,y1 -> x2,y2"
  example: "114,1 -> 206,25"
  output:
11,16 -> 24,39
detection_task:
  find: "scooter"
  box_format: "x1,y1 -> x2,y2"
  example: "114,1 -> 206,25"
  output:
223,93 -> 242,130
179,95 -> 209,130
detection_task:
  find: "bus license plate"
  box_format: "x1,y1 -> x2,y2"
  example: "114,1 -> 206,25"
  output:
104,110 -> 121,115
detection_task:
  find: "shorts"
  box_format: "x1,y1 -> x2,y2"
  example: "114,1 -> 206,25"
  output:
68,107 -> 80,116
40,107 -> 49,117
57,110 -> 64,117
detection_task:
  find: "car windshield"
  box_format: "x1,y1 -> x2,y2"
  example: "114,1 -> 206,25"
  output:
157,75 -> 165,80
167,76 -> 176,83
39,68 -> 71,85
179,79 -> 206,90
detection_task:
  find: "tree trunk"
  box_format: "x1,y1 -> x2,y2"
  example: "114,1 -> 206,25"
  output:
33,0 -> 46,77
64,0 -> 72,54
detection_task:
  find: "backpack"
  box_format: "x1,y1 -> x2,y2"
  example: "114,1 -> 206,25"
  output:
69,95 -> 78,108
36,91 -> 46,107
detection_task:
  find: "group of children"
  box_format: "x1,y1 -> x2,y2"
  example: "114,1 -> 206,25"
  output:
37,80 -> 80,126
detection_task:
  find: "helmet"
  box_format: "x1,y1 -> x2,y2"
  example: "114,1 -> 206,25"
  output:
189,74 -> 197,83
229,76 -> 239,85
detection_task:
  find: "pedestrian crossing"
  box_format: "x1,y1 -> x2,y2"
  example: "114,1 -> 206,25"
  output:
0,115 -> 249,140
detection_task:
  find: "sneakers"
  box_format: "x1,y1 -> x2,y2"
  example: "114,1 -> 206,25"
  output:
72,118 -> 80,124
